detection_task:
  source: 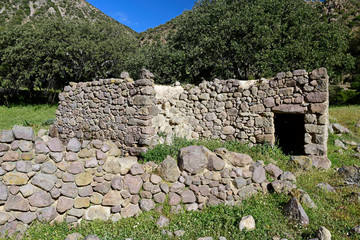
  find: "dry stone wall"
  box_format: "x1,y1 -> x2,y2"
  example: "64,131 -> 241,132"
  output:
55,68 -> 330,167
0,125 -> 299,236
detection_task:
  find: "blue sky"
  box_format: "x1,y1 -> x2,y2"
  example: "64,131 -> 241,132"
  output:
87,0 -> 196,32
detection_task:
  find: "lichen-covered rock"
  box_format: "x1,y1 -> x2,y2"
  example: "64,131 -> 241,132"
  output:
3,172 -> 29,185
75,173 -> 93,187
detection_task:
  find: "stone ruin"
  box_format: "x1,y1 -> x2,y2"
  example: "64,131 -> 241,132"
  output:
54,68 -> 331,168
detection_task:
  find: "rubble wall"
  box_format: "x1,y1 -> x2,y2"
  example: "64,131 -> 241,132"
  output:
54,68 -> 329,161
0,126 -> 295,234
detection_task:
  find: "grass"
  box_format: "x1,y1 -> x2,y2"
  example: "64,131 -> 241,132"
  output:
1,105 -> 360,239
0,104 -> 57,133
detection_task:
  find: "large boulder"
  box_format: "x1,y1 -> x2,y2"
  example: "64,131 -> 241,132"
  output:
178,146 -> 211,174
157,156 -> 180,182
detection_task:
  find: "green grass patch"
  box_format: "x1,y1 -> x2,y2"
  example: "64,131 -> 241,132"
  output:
0,104 -> 57,133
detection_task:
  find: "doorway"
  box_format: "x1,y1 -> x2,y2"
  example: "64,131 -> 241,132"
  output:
274,113 -> 305,155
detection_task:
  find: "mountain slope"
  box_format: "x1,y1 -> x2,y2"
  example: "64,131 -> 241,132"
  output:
0,0 -> 136,35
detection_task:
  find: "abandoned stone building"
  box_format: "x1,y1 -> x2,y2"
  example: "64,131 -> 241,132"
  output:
54,68 -> 330,168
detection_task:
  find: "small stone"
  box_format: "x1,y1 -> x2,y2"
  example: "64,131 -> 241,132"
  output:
31,173 -> 57,191
150,174 -> 162,184
121,204 -> 140,218
35,141 -> 50,154
130,163 -> 144,175
169,192 -> 181,206
179,145 -> 210,174
19,184 -> 37,198
156,215 -> 169,228
317,226 -> 331,240
239,215 -> 255,231
234,177 -> 247,189
265,164 -> 283,179
0,130 -> 14,143
280,172 -> 296,183
75,172 -> 93,186
102,191 -> 122,206
123,175 -> 142,194
41,161 -> 57,174
139,199 -> 155,212
61,183 -> 78,198
154,192 -> 166,203
66,138 -> 82,152
74,197 -> 90,208
284,197 -> 309,226
180,189 -> 196,203
251,165 -> 266,183
316,183 -> 335,193
65,233 -> 84,240
19,141 -> 33,152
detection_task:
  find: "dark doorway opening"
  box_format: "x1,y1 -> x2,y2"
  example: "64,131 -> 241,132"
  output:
274,113 -> 305,155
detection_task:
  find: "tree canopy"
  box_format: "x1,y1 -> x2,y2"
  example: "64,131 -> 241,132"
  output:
0,18 -> 138,94
139,0 -> 354,84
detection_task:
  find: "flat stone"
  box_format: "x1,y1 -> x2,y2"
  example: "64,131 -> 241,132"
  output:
96,150 -> 107,160
29,190 -> 54,207
37,206 -> 57,222
239,215 -> 255,231
331,123 -> 350,134
251,165 -> 266,183
0,130 -> 14,143
78,149 -> 93,158
3,151 -> 20,161
0,143 -> 10,152
41,161 -> 57,174
74,197 -> 90,208
50,152 -> 63,163
16,161 -> 32,173
310,103 -> 326,114
65,233 -> 84,240
265,164 -> 283,179
66,138 -> 81,152
156,215 -> 169,228
35,141 -> 50,154
61,183 -> 78,198
123,175 -> 142,194
102,191 -> 122,206
3,172 -> 29,185
273,104 -> 307,114
84,206 -> 110,221
47,138 -> 63,152
67,162 -> 84,174
215,148 -> 253,167
180,189 -> 196,203
19,184 -> 37,197
93,182 -> 111,195
121,204 -> 140,218
157,156 -> 180,183
57,197 -> 74,213
207,154 -> 225,171
130,163 -> 144,175
79,185 -> 94,197
68,208 -> 85,218
65,152 -> 78,161
110,175 -> 123,191
169,192 -> 181,206
12,125 -> 35,141
154,192 -> 166,203
222,126 -> 235,135
0,212 -> 11,225
75,172 -> 93,186
150,174 -> 162,184
18,141 -> 33,152
16,212 -> 37,224
103,160 -> 121,174
0,182 -> 9,201
118,157 -> 138,175
4,194 -> 30,211
234,177 -> 247,189
31,173 -> 57,191
305,92 -> 327,103
139,199 -> 155,212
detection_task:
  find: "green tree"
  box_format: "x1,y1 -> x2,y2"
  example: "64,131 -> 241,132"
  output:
140,0 -> 354,84
0,18 -> 138,96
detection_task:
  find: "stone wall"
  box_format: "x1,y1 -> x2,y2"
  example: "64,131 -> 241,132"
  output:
0,125 -> 298,235
54,68 -> 330,166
